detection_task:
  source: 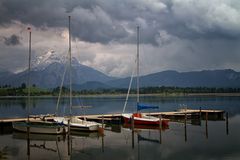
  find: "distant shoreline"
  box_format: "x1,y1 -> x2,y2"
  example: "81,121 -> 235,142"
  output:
1,92 -> 240,98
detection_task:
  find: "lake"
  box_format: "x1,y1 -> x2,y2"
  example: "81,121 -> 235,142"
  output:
0,95 -> 240,160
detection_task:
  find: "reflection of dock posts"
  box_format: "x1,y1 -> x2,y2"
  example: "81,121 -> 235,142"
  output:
226,112 -> 229,135
184,112 -> 187,142
67,119 -> 71,155
101,134 -> 105,153
205,112 -> 208,139
199,107 -> 202,126
27,126 -> 30,158
159,115 -> 162,144
131,115 -> 135,149
102,115 -> 105,153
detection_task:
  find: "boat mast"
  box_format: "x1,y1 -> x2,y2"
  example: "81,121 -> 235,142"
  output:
137,26 -> 140,105
27,27 -> 31,123
69,16 -> 72,116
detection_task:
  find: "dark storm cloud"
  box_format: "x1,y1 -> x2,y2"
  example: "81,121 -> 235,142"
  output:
1,0 -> 240,45
1,0 -> 240,76
0,0 -> 128,44
2,34 -> 21,46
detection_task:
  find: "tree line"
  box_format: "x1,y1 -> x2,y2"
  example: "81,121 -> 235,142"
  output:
1,84 -> 240,96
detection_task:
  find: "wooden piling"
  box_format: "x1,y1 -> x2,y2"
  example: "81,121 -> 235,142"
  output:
131,115 -> 134,130
101,134 -> 104,153
226,112 -> 229,135
159,115 -> 162,144
131,115 -> 134,149
199,107 -> 202,117
27,127 -> 30,156
102,115 -> 104,129
205,112 -> 208,139
67,119 -> 71,155
184,112 -> 187,142
199,107 -> 202,123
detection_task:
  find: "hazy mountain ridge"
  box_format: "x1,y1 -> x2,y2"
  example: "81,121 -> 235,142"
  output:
0,51 -> 239,89
107,69 -> 240,89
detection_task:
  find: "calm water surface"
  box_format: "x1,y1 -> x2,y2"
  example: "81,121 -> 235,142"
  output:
0,96 -> 239,160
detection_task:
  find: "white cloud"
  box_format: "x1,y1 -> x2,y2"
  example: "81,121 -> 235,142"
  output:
138,0 -> 167,13
172,0 -> 240,34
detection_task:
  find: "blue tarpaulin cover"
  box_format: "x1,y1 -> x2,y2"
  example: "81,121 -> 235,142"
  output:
137,103 -> 159,111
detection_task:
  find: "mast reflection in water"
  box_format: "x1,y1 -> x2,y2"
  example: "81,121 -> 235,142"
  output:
0,96 -> 240,160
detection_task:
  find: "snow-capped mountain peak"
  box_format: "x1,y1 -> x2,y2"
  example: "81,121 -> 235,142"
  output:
35,50 -> 56,64
32,50 -> 81,71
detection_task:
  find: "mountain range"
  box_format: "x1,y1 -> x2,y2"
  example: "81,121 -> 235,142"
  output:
1,51 -> 240,90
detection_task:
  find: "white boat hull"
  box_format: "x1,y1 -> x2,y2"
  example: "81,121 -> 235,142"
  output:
12,121 -> 68,134
54,116 -> 101,132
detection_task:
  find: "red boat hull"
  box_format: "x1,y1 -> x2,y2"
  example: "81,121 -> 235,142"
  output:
123,115 -> 169,127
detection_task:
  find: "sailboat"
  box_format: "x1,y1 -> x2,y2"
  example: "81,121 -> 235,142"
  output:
122,26 -> 169,127
53,16 -> 101,132
12,27 -> 68,134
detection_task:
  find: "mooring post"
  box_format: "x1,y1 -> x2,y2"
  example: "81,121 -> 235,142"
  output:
102,132 -> 104,153
199,107 -> 202,120
131,115 -> 134,149
131,115 -> 134,130
184,112 -> 187,142
68,119 -> 71,155
27,127 -> 30,157
102,115 -> 104,129
68,119 -> 70,136
205,112 -> 208,139
27,126 -> 30,156
226,112 -> 229,135
159,114 -> 162,144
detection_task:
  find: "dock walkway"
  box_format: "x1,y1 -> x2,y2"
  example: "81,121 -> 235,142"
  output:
0,109 -> 225,124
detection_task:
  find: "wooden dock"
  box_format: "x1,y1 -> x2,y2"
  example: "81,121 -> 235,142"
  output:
77,109 -> 225,123
0,109 -> 225,125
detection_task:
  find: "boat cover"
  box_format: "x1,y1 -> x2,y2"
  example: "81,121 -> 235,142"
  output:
137,103 -> 159,111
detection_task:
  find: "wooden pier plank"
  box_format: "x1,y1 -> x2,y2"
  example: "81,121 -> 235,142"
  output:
0,109 -> 225,124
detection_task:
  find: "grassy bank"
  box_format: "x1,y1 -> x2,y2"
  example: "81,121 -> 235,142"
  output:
1,86 -> 240,97
1,92 -> 240,99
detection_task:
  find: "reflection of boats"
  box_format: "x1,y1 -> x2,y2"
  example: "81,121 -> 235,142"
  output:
137,134 -> 160,144
12,131 -> 66,141
13,131 -> 65,158
53,16 -> 101,132
122,26 -> 169,127
71,130 -> 100,138
12,27 -> 67,135
122,123 -> 169,131
30,143 -> 57,152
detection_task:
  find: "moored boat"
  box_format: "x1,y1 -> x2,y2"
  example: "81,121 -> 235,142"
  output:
54,116 -> 100,132
12,120 -> 68,134
122,113 -> 169,126
122,26 -> 169,128
12,27 -> 68,135
53,16 -> 103,132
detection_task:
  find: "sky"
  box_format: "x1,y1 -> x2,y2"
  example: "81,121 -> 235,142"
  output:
0,0 -> 240,77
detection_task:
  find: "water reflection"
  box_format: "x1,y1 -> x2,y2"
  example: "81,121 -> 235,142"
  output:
0,118 -> 234,160
0,116 -> 238,160
1,96 -> 240,159
2,96 -> 240,118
